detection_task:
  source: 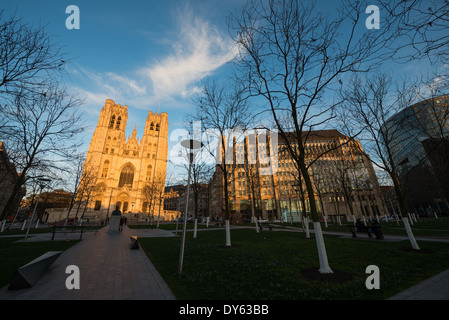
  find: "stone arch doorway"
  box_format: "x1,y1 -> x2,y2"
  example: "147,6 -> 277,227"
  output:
116,192 -> 130,213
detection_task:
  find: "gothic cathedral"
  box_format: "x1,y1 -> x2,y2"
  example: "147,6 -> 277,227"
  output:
82,99 -> 168,218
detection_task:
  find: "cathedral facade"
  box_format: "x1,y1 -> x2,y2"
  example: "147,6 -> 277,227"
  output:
82,99 -> 168,219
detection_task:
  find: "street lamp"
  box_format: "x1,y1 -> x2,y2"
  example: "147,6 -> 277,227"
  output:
25,177 -> 51,240
177,137 -> 203,276
157,194 -> 164,228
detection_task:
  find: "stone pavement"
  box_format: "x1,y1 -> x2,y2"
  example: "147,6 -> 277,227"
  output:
0,225 -> 176,300
387,269 -> 449,300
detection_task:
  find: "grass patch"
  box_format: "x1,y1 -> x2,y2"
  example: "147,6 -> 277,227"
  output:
311,217 -> 449,238
128,223 -> 222,230
0,225 -> 102,236
0,237 -> 79,288
139,228 -> 449,300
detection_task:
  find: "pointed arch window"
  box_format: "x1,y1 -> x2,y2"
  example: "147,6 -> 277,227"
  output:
101,160 -> 110,178
146,165 -> 152,181
116,116 -> 122,130
155,123 -> 160,131
109,115 -> 116,128
150,122 -> 154,130
118,164 -> 134,188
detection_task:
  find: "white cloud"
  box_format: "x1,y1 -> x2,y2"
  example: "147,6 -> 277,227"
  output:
68,7 -> 238,112
141,7 -> 238,99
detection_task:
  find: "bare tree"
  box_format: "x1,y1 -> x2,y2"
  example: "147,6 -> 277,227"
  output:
0,10 -> 67,106
0,85 -> 83,220
338,73 -> 426,249
142,171 -> 166,225
60,153 -> 87,225
0,11 -> 82,221
73,158 -> 98,221
379,0 -> 449,65
228,0 -> 403,273
190,80 -> 254,247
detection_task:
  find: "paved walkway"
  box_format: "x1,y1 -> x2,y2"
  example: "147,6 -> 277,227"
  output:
0,225 -> 176,300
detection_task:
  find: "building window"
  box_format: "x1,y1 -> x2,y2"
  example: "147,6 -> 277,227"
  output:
109,115 -> 116,128
118,164 -> 134,188
94,200 -> 101,211
146,165 -> 152,181
101,160 -> 109,178
116,116 -> 121,130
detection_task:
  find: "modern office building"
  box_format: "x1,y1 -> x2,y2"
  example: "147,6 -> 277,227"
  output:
208,129 -> 386,223
383,95 -> 449,215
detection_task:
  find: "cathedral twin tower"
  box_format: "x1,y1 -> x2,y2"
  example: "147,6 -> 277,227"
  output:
83,99 -> 168,218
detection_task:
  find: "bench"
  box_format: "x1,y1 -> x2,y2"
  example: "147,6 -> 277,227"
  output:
347,225 -> 384,239
8,251 -> 62,290
130,236 -> 139,249
259,222 -> 272,231
51,225 -> 85,240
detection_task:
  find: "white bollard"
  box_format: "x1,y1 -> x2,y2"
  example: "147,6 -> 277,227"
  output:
193,218 -> 198,238
403,217 -> 420,250
304,217 -> 310,238
407,213 -> 414,225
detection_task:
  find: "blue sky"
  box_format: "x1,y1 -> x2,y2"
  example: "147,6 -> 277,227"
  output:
2,0 -> 244,156
2,0 -> 445,184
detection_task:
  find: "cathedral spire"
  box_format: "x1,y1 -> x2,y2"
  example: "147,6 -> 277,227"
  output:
132,124 -> 137,140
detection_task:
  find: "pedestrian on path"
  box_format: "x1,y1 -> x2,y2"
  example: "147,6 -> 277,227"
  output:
119,216 -> 125,232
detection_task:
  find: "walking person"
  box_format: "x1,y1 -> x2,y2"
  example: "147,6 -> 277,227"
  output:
119,215 -> 124,232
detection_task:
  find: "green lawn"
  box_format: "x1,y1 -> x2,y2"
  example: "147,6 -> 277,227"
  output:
139,228 -> 449,300
0,225 -> 102,236
130,217 -> 449,238
320,217 -> 449,237
0,237 -> 79,288
128,222 -> 221,230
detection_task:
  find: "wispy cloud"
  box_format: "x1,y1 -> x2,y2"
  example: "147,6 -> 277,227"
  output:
68,6 -> 238,112
140,6 -> 238,99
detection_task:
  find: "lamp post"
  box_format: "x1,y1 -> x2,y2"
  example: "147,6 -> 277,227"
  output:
177,137 -> 203,276
25,178 -> 51,240
292,183 -> 305,230
157,194 -> 164,228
